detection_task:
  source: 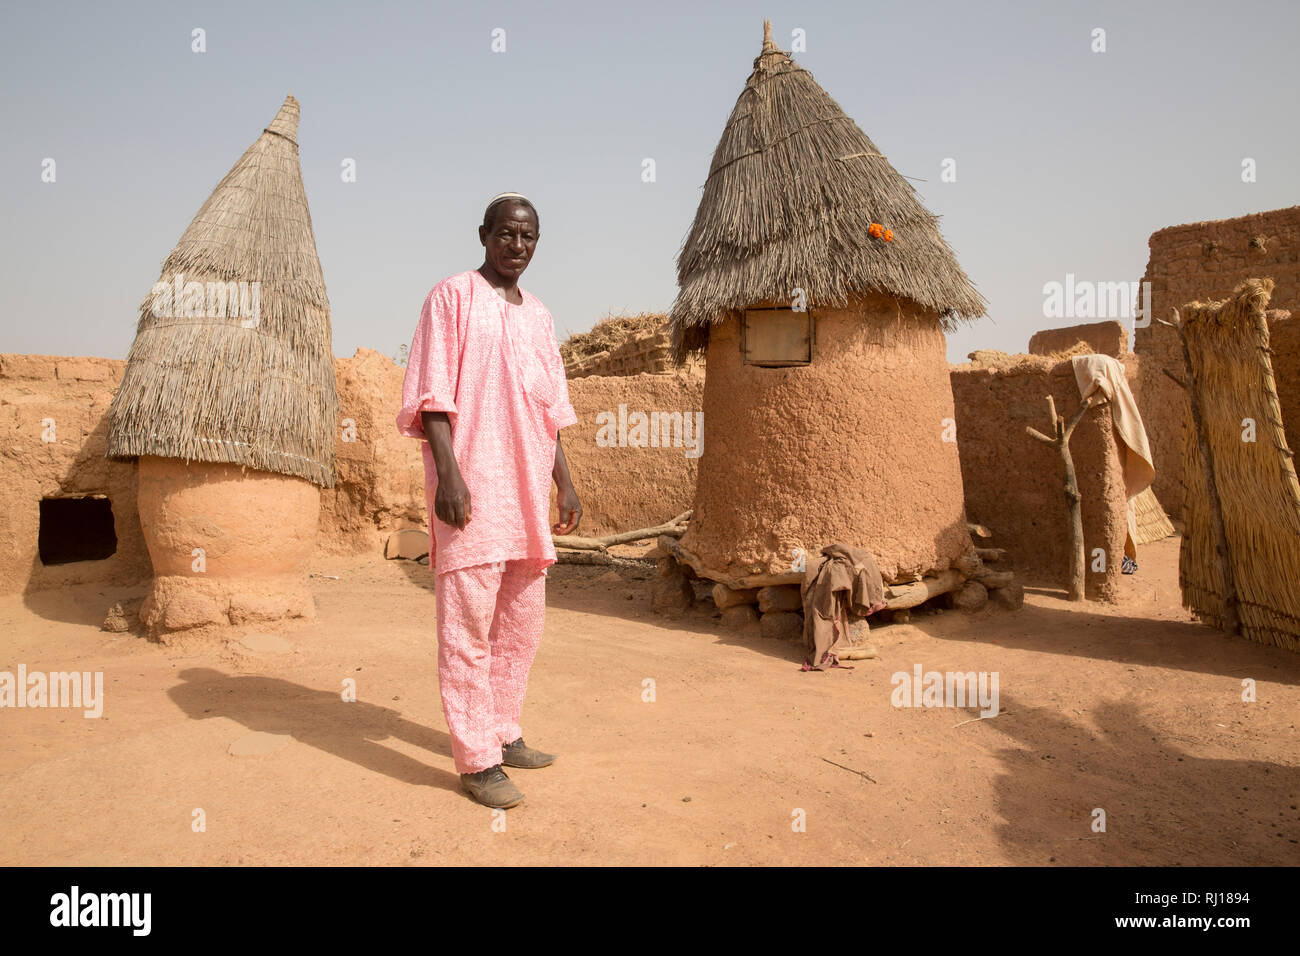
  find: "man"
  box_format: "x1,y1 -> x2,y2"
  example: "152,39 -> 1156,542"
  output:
397,192 -> 582,809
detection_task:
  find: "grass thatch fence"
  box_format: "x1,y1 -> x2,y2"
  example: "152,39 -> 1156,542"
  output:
1178,278 -> 1300,650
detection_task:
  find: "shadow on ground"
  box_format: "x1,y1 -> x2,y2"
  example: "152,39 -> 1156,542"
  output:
167,667 -> 461,795
545,562 -> 818,666
938,599 -> 1300,685
987,693 -> 1300,865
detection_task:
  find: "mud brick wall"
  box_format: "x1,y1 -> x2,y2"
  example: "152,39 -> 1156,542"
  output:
559,371 -> 704,536
951,361 -> 1128,601
0,354 -> 151,595
319,348 -> 427,555
1028,320 -> 1128,357
1135,206 -> 1300,514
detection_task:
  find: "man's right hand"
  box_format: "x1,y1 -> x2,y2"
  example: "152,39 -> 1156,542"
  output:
434,471 -> 473,530
422,410 -> 472,530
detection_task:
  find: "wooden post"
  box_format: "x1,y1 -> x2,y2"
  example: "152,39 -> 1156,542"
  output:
552,511 -> 691,552
1159,312 -> 1241,636
1027,393 -> 1095,601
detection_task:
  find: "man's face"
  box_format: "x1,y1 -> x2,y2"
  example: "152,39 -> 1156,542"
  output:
479,202 -> 539,279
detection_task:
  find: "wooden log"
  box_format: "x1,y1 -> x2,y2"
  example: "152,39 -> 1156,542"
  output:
974,569 -> 1016,589
556,550 -> 631,567
554,511 -> 691,552
967,522 -> 993,539
882,569 -> 964,610
595,511 -> 690,546
551,535 -> 609,553
712,583 -> 760,609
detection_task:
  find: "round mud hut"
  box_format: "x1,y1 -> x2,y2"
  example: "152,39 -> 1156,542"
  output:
107,95 -> 337,638
670,24 -> 986,591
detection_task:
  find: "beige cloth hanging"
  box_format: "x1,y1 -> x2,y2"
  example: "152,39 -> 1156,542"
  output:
1071,354 -> 1156,559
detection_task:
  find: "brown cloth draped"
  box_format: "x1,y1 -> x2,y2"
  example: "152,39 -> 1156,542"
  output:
800,543 -> 887,669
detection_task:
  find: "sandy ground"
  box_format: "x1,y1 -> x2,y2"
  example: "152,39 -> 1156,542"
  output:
1,535 -> 1298,866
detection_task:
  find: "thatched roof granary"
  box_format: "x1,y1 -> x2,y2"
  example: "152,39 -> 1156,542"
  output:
670,23 -> 985,586
105,95 -> 335,637
107,95 -> 337,488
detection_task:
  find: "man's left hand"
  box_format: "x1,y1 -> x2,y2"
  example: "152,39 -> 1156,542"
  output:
553,484 -> 582,535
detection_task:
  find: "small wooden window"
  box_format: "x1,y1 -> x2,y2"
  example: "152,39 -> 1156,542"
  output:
741,309 -> 813,367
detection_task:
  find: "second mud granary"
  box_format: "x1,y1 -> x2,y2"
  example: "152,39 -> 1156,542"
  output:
669,22 -> 986,588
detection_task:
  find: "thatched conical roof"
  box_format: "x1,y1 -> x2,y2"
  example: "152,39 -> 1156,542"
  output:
669,22 -> 986,360
107,95 -> 337,487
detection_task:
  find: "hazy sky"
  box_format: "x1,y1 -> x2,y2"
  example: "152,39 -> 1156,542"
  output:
3,0 -> 1297,363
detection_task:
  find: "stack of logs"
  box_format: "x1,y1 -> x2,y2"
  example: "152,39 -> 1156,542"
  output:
651,523 -> 1024,637
552,511 -> 1026,635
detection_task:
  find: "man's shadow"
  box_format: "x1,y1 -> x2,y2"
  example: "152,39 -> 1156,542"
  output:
168,668 -> 461,794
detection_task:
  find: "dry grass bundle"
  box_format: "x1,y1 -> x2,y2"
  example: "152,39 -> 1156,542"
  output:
1178,278 -> 1300,650
668,22 -> 985,361
1133,486 -> 1174,545
560,312 -> 666,365
107,96 -> 338,488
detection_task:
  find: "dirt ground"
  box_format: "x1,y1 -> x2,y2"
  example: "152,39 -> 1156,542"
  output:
2,535 -> 1298,866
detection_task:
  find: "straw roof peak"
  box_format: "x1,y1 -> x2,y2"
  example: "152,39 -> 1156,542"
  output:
755,19 -> 792,71
669,24 -> 986,359
264,94 -> 300,145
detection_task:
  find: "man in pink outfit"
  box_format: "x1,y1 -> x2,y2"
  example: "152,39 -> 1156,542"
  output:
397,193 -> 582,809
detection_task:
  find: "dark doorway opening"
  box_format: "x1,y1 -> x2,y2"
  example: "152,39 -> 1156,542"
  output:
38,497 -> 118,565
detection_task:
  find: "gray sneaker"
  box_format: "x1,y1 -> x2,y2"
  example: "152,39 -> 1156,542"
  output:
501,737 -> 556,769
460,765 -> 524,809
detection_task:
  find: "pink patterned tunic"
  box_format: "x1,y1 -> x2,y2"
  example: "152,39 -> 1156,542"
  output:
397,270 -> 577,574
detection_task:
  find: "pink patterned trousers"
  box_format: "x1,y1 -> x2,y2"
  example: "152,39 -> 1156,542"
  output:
434,559 -> 549,773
